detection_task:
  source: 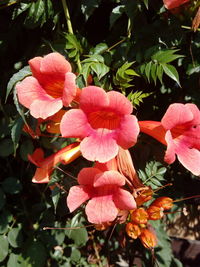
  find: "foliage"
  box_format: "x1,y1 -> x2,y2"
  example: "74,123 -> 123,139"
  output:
1,0 -> 200,266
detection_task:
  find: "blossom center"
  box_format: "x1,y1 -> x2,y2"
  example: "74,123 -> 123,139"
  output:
44,81 -> 64,98
88,111 -> 121,130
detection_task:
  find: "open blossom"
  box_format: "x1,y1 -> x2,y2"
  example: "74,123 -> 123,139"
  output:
139,103 -> 200,176
61,86 -> 139,163
28,143 -> 81,183
16,52 -> 77,119
67,167 -> 136,224
163,0 -> 189,10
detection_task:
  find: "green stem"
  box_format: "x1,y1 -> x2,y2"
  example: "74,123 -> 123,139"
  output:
61,0 -> 82,72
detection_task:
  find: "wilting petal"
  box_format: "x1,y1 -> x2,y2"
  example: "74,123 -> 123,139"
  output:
80,130 -> 119,162
161,103 -> 193,130
80,86 -> 109,114
177,147 -> 200,176
107,91 -> 133,115
67,185 -> 91,212
113,188 -> 136,210
78,167 -> 101,185
93,170 -> 125,187
85,197 -> 118,224
60,109 -> 92,138
16,77 -> 43,109
164,130 -> 176,164
116,115 -> 139,149
62,72 -> 77,106
30,98 -> 63,119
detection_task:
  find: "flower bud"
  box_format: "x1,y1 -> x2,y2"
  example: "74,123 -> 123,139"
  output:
135,187 -> 153,206
126,222 -> 141,239
131,208 -> 149,224
151,197 -> 173,210
139,228 -> 157,249
146,205 -> 164,220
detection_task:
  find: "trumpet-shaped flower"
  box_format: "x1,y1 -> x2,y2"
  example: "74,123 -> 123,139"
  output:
28,143 -> 81,183
60,86 -> 139,163
139,103 -> 200,176
163,0 -> 189,10
67,167 -> 136,224
16,52 -> 77,119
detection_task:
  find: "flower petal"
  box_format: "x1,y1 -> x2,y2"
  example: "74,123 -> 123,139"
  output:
62,72 -> 77,106
67,185 -> 91,212
93,170 -> 125,187
107,91 -> 133,115
164,130 -> 176,164
40,52 -> 71,75
177,147 -> 200,176
78,167 -> 101,185
80,86 -> 109,114
16,77 -> 43,109
32,166 -> 51,183
60,109 -> 92,138
85,197 -> 118,224
116,115 -> 139,149
30,98 -> 63,119
113,188 -> 136,210
80,130 -> 119,162
186,104 -> 200,125
161,103 -> 193,130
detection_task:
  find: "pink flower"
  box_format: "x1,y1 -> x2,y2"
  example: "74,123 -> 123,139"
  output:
60,86 -> 139,163
16,53 -> 77,119
67,167 -> 136,224
139,103 -> 200,176
163,0 -> 189,10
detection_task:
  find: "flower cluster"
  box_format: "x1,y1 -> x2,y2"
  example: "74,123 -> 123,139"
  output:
16,52 -> 200,249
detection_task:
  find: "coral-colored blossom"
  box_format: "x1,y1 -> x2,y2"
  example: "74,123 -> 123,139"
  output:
139,103 -> 200,176
16,52 -> 77,119
28,143 -> 81,183
163,0 -> 189,10
139,228 -> 157,249
61,86 -> 139,163
67,167 -> 136,224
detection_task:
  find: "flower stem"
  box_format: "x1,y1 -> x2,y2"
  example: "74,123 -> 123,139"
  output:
61,0 -> 82,72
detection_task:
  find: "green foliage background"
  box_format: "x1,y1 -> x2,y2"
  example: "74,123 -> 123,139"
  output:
0,0 -> 200,266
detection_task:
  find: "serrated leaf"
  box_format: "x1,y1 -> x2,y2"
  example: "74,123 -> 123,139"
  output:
150,63 -> 157,84
162,63 -> 181,86
151,49 -> 183,64
6,66 -> 31,102
156,64 -> 163,84
90,62 -> 109,79
92,43 -> 108,54
51,187 -> 61,213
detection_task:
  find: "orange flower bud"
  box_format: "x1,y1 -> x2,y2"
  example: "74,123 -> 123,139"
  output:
126,222 -> 141,239
151,197 -> 173,210
94,222 -> 112,231
135,187 -> 153,206
139,228 -> 157,249
131,208 -> 149,224
146,205 -> 164,220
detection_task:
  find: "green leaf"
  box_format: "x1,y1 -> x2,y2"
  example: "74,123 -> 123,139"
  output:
19,140 -> 34,161
145,62 -> 152,82
0,235 -> 9,262
0,188 -> 6,210
150,63 -> 157,85
7,253 -> 21,267
110,5 -> 125,29
70,248 -> 81,263
0,210 -> 12,234
11,117 -> 24,155
90,62 -> 109,79
81,0 -> 100,21
6,66 -> 31,102
162,63 -> 181,86
51,187 -> 61,213
151,49 -> 183,64
24,240 -> 47,267
0,138 -> 14,157
92,43 -> 108,54
66,213 -> 88,247
2,177 -> 22,195
8,227 -> 23,248
156,64 -> 163,84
